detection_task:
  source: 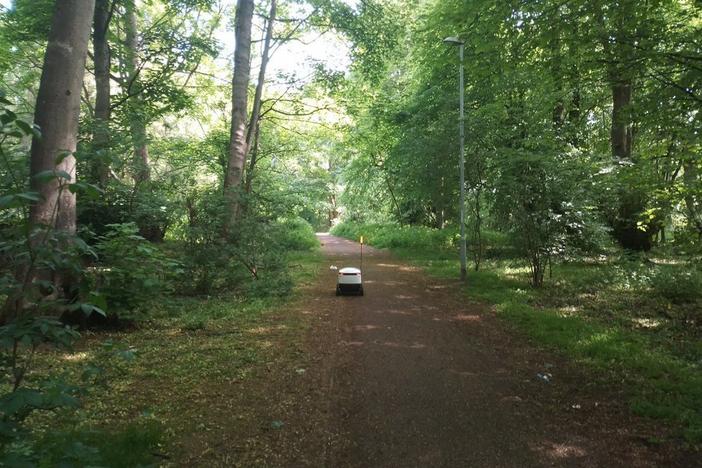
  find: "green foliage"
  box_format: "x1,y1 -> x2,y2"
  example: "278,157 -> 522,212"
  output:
0,314 -> 148,464
0,317 -> 81,442
336,0 -> 702,257
175,189 -> 318,296
92,223 -> 181,315
111,0 -> 220,125
332,221 -> 455,250
651,266 -> 702,306
33,420 -> 163,467
77,179 -> 179,242
492,147 -> 609,286
278,217 -> 320,251
1,228 -> 107,329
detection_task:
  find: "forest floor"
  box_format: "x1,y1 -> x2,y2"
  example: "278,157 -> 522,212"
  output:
180,234 -> 699,467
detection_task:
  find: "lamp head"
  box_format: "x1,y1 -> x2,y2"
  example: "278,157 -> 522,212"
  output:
443,36 -> 464,46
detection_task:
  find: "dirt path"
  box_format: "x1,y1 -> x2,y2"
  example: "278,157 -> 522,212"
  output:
219,234 -> 698,467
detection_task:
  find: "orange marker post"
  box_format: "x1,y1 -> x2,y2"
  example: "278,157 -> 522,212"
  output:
360,236 -> 364,271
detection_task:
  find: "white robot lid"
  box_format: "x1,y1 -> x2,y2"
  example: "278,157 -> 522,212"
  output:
339,267 -> 361,274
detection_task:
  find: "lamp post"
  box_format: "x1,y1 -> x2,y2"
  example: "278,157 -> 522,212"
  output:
443,36 -> 467,282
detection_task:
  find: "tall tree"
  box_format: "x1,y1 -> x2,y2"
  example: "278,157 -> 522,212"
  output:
2,0 -> 96,324
224,0 -> 254,205
93,0 -> 112,186
29,0 -> 95,232
123,0 -> 150,184
244,0 -> 276,193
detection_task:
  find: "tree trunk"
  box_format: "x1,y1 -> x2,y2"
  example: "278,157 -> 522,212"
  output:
244,121 -> 260,194
600,1 -> 653,251
246,0 -> 276,149
549,20 -> 565,128
224,0 -> 254,202
567,84 -> 581,146
93,0 -> 111,186
124,0 -> 150,184
385,175 -> 402,225
3,0 -> 95,324
29,0 -> 95,232
611,81 -> 633,160
242,0 -> 276,198
609,78 -> 652,250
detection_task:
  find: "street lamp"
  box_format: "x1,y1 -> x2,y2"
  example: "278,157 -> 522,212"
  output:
443,36 -> 467,282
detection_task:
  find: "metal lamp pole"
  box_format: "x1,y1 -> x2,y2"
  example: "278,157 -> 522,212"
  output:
444,36 -> 467,282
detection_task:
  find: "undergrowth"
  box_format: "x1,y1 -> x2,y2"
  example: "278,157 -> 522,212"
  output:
20,244 -> 322,463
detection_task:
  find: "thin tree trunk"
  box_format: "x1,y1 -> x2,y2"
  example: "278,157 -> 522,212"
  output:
385,175 -> 402,225
567,84 -> 581,146
29,0 -> 95,232
609,77 -> 651,250
124,0 -> 150,184
242,0 -> 276,198
224,0 -> 254,200
244,121 -> 260,194
471,177 -> 483,272
549,20 -> 565,128
93,0 -> 111,186
246,0 -> 276,149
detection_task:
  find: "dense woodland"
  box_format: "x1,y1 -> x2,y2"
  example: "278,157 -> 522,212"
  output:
0,0 -> 700,464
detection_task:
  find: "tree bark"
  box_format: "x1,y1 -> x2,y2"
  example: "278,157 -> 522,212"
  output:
385,175 -> 402,225
29,0 -> 95,233
243,0 -> 276,197
224,0 -> 254,198
244,121 -> 260,194
549,19 -> 565,128
93,0 -> 112,186
246,0 -> 276,149
599,0 -> 652,251
611,81 -> 633,160
124,0 -> 150,184
4,0 -> 95,324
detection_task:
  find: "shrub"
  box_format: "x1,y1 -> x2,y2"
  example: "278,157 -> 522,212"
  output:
30,420 -> 163,467
277,217 -> 318,251
0,316 -> 145,465
78,181 -> 177,242
176,191 -> 311,297
331,221 -> 454,250
652,267 -> 702,305
92,223 -> 181,314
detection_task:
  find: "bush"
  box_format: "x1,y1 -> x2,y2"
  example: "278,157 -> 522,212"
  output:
277,217 -> 318,251
78,181 -> 177,242
28,420 -> 163,467
92,223 -> 181,315
176,192 -> 314,297
331,221 -> 454,250
652,266 -> 702,305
